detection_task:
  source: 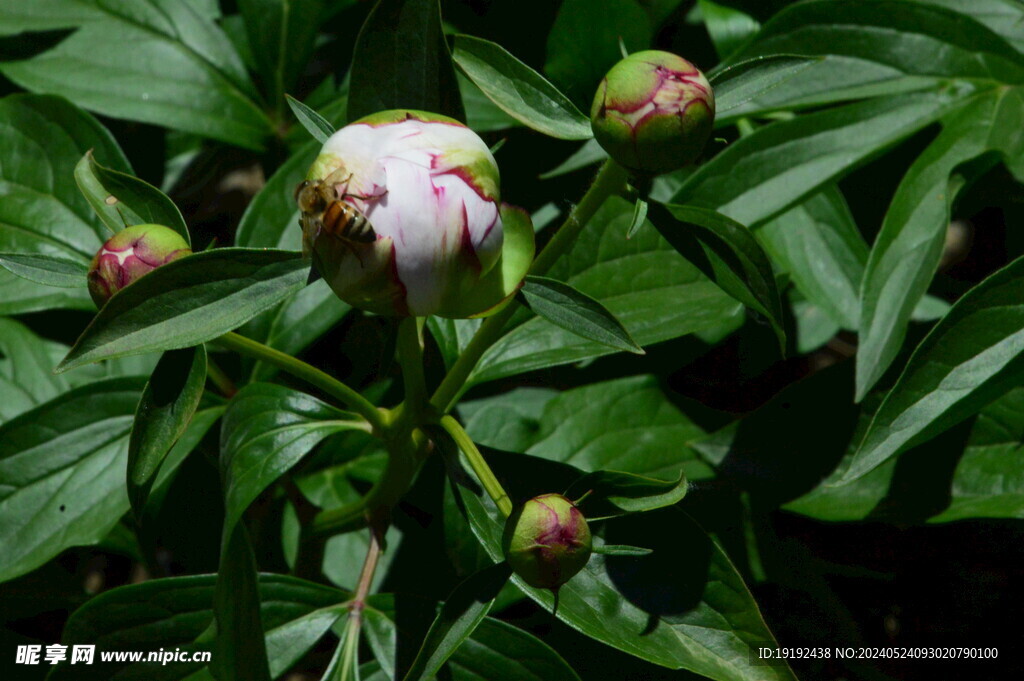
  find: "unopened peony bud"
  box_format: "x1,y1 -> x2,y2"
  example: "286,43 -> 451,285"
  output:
503,493 -> 592,590
591,50 -> 715,175
87,224 -> 191,307
300,109 -> 533,318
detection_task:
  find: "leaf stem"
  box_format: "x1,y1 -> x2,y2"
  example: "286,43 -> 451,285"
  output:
439,415 -> 512,517
337,529 -> 382,680
204,354 -> 237,398
214,332 -> 386,432
429,159 -> 629,412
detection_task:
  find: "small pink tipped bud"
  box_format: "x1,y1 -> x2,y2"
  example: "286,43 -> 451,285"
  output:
87,224 -> 191,307
591,50 -> 715,175
502,493 -> 592,590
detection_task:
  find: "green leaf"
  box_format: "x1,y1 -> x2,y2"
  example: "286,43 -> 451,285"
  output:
592,544 -> 653,556
0,317 -> 74,424
0,94 -> 129,313
544,0 -> 652,106
402,562 -> 512,681
720,0 -> 1024,119
0,378 -> 141,583
469,198 -> 741,385
51,574 -> 345,681
0,379 -> 218,585
57,248 -> 309,371
221,383 -> 367,536
250,280 -> 352,381
212,524 -> 271,681
698,0 -> 760,59
710,55 -> 821,123
285,94 -> 336,144
239,0 -> 326,107
648,202 -> 786,351
366,597 -> 581,681
0,252 -> 87,288
462,376 -> 712,482
756,186 -> 866,330
0,1 -> 271,149
459,73 -> 520,133
451,35 -> 592,140
237,143 -> 319,250
449,450 -> 795,681
565,469 -> 688,519
841,253 -> 1024,484
856,89 -> 1021,399
347,0 -> 464,122
540,138 -> 608,180
74,151 -> 190,243
266,604 -> 348,678
922,0 -> 1024,56
127,345 -> 207,517
625,196 -> 648,239
672,89 -> 969,228
519,276 -> 644,354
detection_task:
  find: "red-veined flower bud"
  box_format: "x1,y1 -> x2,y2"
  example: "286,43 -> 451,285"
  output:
87,223 -> 191,307
503,493 -> 593,590
591,50 -> 715,175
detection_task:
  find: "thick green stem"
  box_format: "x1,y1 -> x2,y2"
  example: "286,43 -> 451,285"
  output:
430,159 -> 629,412
214,332 -> 386,433
439,415 -> 512,517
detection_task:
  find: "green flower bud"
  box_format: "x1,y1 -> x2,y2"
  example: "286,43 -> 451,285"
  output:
502,493 -> 592,590
87,224 -> 191,307
590,50 -> 715,175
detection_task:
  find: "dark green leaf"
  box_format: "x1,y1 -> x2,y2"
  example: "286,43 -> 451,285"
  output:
648,202 -> 786,350
0,378 -> 142,583
449,450 -> 795,680
127,345 -> 207,517
459,73 -> 520,133
74,151 -> 190,243
237,142 -> 318,249
592,544 -> 653,556
720,0 -> 1024,119
462,376 -> 712,482
366,597 -> 580,681
0,252 -> 87,288
52,573 -> 344,681
673,89 -> 969,227
212,524 -> 271,681
756,186 -> 866,329
544,0 -> 652,106
221,383 -> 367,536
842,253 -> 1024,483
240,0 -> 325,107
57,249 -> 309,371
0,1 -> 270,149
539,138 -> 607,180
519,276 -> 644,354
857,89 -> 1021,399
452,35 -> 591,140
469,198 -> 741,384
625,197 -> 648,239
251,280 -> 352,381
285,94 -> 336,144
565,469 -> 688,519
698,0 -> 760,59
402,562 -> 512,681
266,604 -> 348,678
710,55 -> 821,122
0,94 -> 129,313
0,317 -> 75,424
347,0 -> 464,121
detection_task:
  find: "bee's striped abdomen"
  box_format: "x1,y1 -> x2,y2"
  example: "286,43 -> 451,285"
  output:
322,201 -> 376,243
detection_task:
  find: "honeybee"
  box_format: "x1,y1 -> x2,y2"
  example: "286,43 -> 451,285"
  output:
294,170 -> 379,248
